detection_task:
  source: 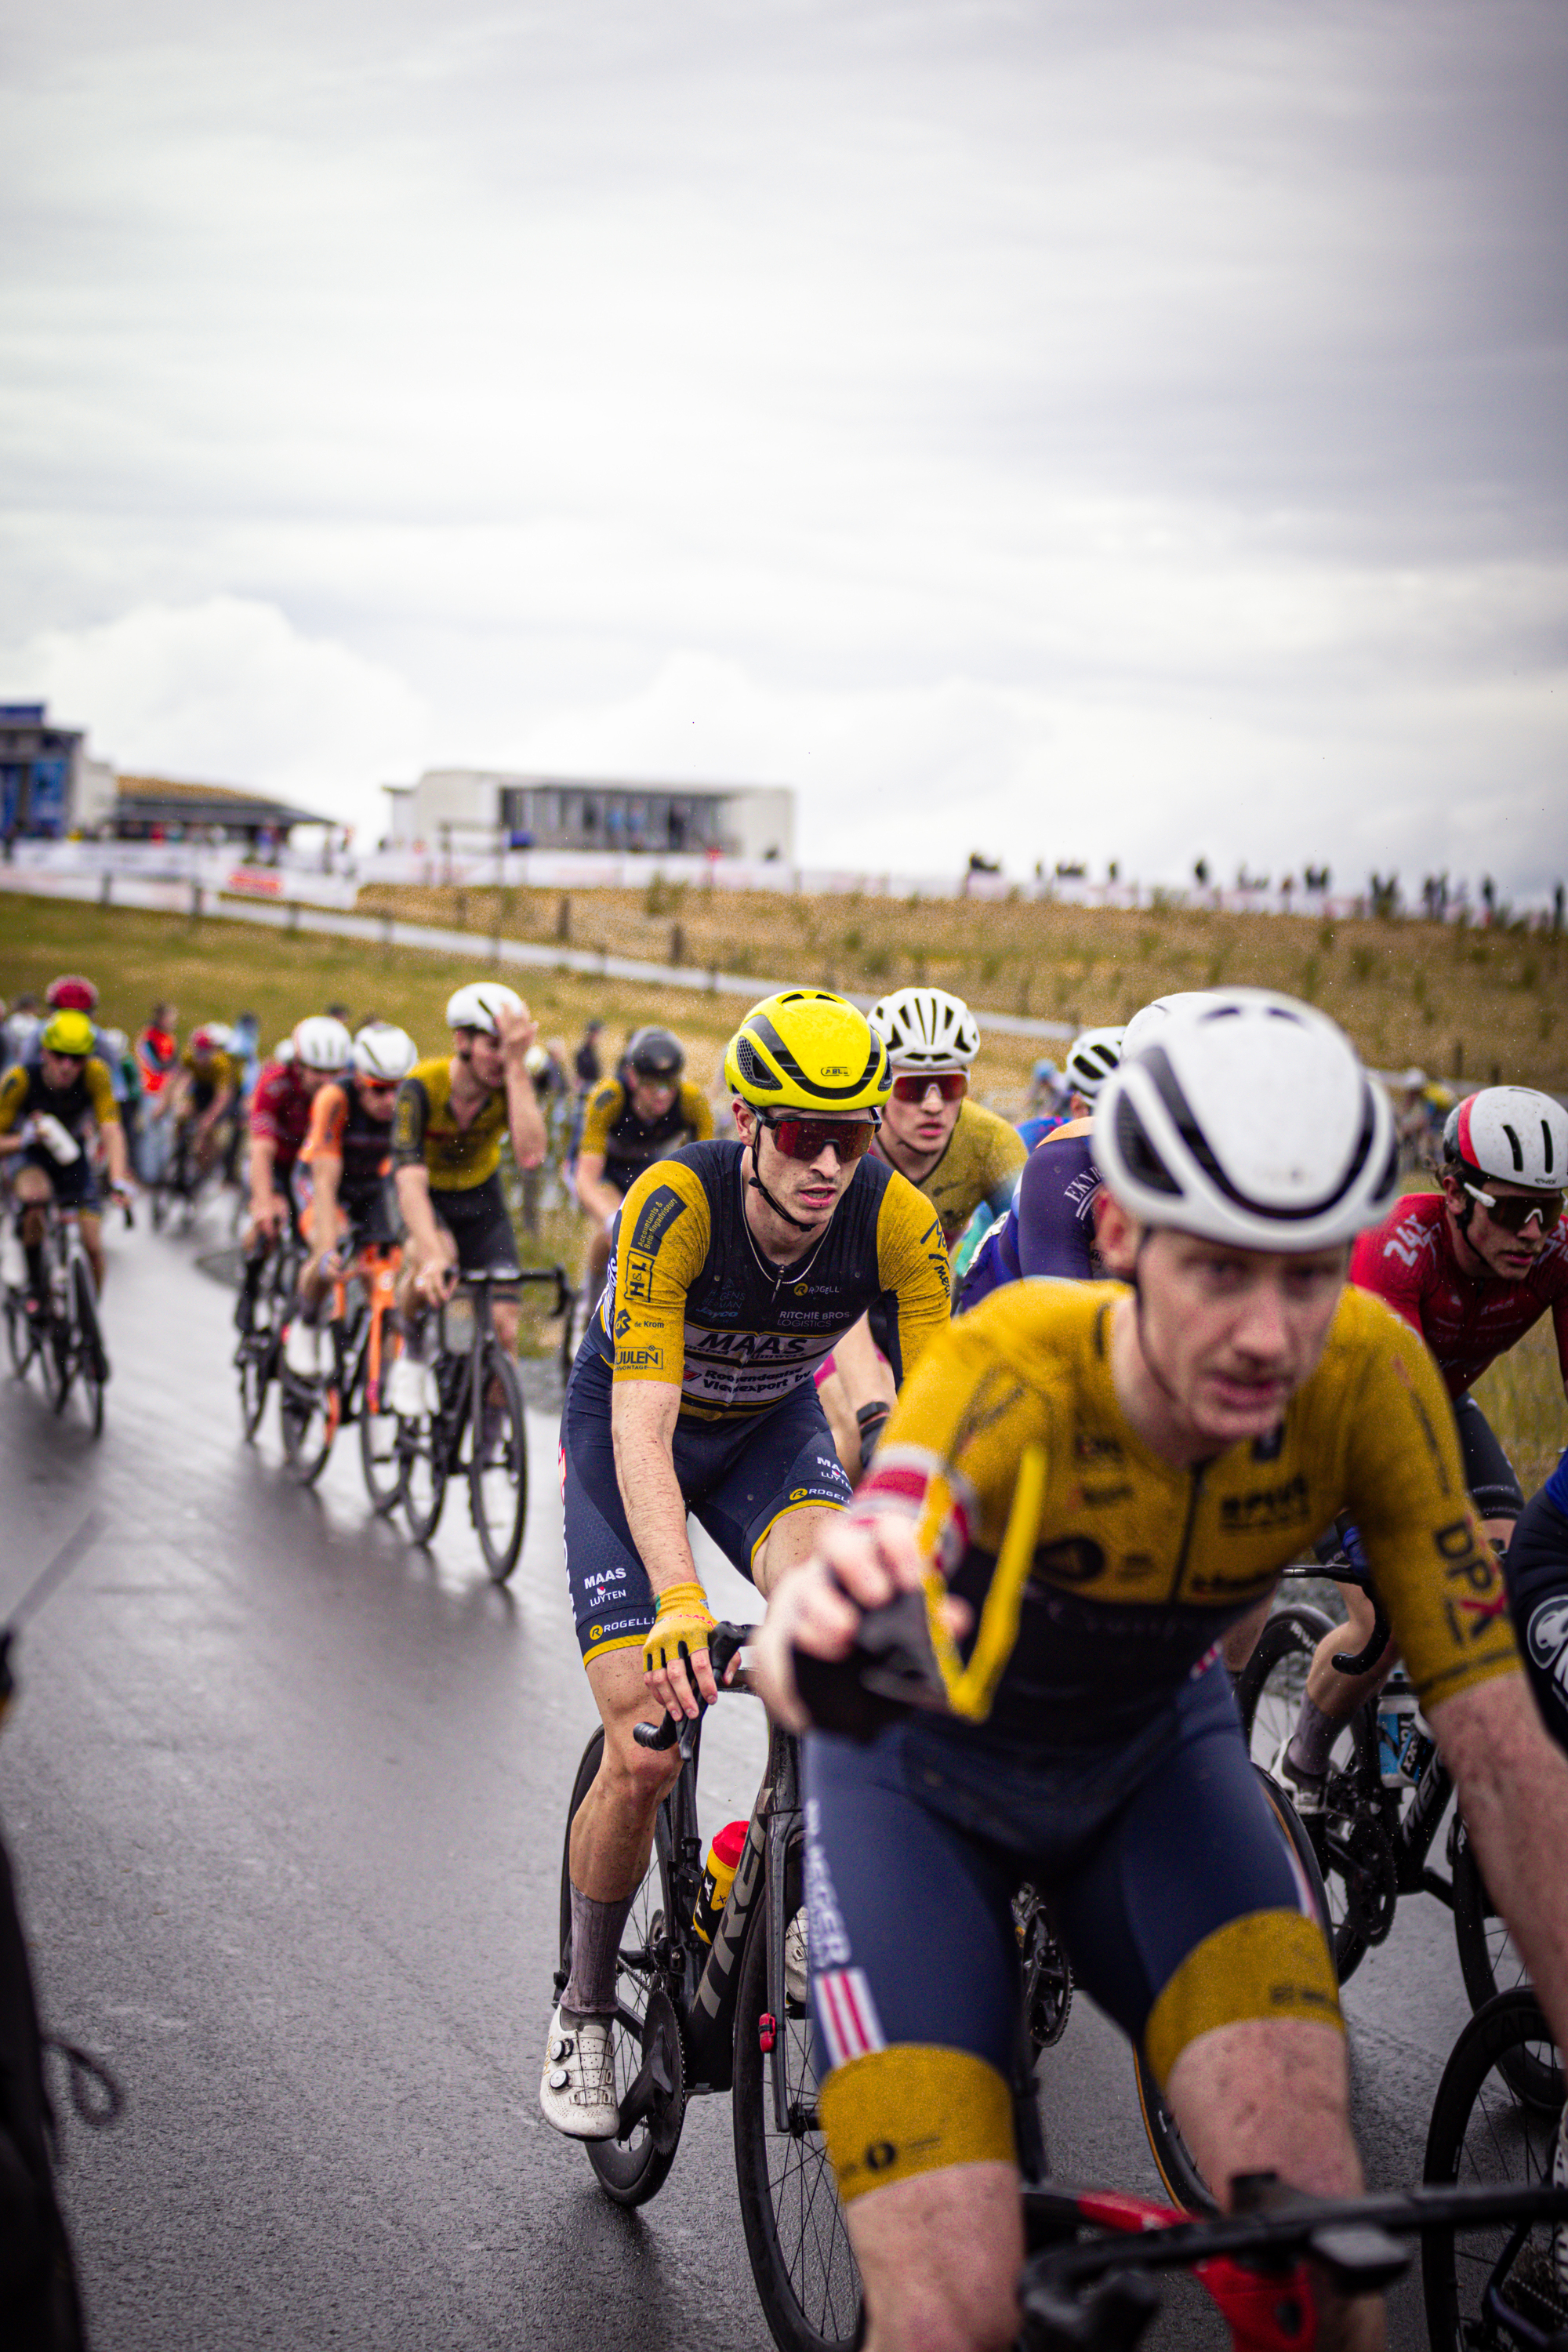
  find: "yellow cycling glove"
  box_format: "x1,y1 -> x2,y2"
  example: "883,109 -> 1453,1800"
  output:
643,1581 -> 717,1682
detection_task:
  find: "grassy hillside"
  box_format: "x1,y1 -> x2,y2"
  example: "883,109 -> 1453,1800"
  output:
359,879 -> 1568,1090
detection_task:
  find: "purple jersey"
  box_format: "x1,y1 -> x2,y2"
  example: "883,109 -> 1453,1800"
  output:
957,1131 -> 1100,1310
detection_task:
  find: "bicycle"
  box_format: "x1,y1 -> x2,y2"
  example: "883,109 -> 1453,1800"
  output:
1015,2167 -> 1568,2350
555,1621 -> 863,2352
149,1110 -> 223,1234
234,1225 -> 304,1442
394,1265 -> 568,1582
3,1194 -> 113,1436
276,1240 -> 404,1494
1421,1985 -> 1566,2350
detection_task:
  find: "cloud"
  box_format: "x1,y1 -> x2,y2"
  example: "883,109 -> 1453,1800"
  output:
0,597 -> 432,838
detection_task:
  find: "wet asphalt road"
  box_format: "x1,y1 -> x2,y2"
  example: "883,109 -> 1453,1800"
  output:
0,1205 -> 1478,2349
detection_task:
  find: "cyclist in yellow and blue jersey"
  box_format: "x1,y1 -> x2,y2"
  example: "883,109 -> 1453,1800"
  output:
541,989 -> 949,2142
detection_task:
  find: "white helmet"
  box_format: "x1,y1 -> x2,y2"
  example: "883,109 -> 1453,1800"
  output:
272,1037 -> 296,1065
1092,989 -> 1398,1251
445,982 -> 523,1036
292,1015 -> 353,1073
869,986 -> 979,1071
1443,1089 -> 1568,1192
100,1027 -> 129,1060
1064,1026 -> 1124,1102
352,1024 -> 418,1083
1120,991 -> 1220,1064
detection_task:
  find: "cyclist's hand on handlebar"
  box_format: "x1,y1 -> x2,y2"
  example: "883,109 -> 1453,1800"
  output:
643,1581 -> 718,1716
251,1194 -> 286,1240
413,1257 -> 458,1308
752,1515 -> 939,1734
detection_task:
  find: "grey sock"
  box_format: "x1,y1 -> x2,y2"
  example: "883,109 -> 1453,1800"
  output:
1287,1696 -> 1336,1778
564,1885 -> 635,2017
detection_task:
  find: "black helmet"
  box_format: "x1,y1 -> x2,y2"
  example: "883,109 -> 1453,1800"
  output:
626,1026 -> 684,1080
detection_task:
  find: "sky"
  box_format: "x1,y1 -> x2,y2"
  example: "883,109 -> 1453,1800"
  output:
2,0 -> 1565,897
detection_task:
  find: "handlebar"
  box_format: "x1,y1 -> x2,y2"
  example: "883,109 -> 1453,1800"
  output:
631,1623 -> 757,1752
792,1586 -> 953,1743
1280,1551 -> 1393,1679
459,1265 -> 573,1317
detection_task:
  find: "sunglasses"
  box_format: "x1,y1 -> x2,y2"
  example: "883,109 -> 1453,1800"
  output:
1464,1182 -> 1564,1235
358,1076 -> 399,1097
891,1072 -> 967,1104
758,1112 -> 879,1165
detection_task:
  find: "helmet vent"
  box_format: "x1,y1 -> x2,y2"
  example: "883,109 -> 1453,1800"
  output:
735,1036 -> 782,1091
1143,1045 -> 1377,1223
1114,1094 -> 1182,1196
1501,1123 -> 1524,1173
1544,1121 -> 1557,1177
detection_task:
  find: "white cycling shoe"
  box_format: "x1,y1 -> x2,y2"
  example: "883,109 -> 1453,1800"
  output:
387,1352 -> 437,1419
784,1907 -> 809,2013
284,1321 -> 325,1379
1268,1735 -> 1327,1817
539,2002 -> 619,2140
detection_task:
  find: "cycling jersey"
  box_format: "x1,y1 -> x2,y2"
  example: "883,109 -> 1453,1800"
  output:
0,1055 -> 119,1143
180,1047 -> 241,1113
1350,1189 -> 1568,1397
874,1098 -> 1026,1250
390,1057 -> 509,1192
594,1140 -> 950,1421
579,1076 -> 713,1193
135,1026 -> 178,1096
301,1082 -> 394,1208
249,1060 -> 317,1174
858,1277 -> 1516,1749
1501,1482 -> 1568,1755
957,1129 -> 1101,1310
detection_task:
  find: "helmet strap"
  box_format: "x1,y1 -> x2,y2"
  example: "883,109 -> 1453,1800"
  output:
745,1131 -> 821,1235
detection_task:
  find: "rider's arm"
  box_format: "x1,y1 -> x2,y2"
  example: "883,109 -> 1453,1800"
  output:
0,1067 -> 27,1152
160,1067 -> 191,1121
85,1060 -> 129,1191
611,1379 -> 700,1595
575,1083 -> 626,1221
496,1004 -> 546,1170
682,1081 -> 715,1142
873,1174 -> 954,1381
830,1312 -> 896,1419
394,1163 -> 445,1265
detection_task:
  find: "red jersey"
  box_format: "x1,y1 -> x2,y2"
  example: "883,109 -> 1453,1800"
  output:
136,1025 -> 178,1095
249,1060 -> 315,1169
1349,1189 -> 1568,1398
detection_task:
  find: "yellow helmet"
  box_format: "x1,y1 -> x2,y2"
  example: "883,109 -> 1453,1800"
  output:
724,990 -> 891,1114
42,1009 -> 96,1057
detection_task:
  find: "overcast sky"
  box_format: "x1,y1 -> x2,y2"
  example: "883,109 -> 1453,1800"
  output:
2,0 -> 1564,895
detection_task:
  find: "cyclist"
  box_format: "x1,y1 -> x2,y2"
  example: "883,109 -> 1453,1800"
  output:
32,976 -> 127,1110
1505,1450 -> 1568,1755
574,1025 -> 713,1307
283,1024 -> 418,1380
236,1017 -> 354,1333
386,982 -> 546,1415
0,1007 -> 130,1310
159,1024 -> 241,1181
752,991 -> 1568,2352
543,989 -> 950,2140
134,1001 -> 180,1102
816,988 -> 1025,1479
1276,1083 -> 1568,1806
1014,1025 -> 1124,1155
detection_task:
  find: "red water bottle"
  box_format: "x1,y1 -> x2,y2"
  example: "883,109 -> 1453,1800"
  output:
691,1820 -> 749,1945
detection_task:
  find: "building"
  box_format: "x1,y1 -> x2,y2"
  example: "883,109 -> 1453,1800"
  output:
381,768 -> 794,863
112,774 -> 329,844
0,705 -> 117,838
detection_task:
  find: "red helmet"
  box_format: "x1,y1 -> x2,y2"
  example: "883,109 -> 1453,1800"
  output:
190,1025 -> 225,1057
46,975 -> 99,1014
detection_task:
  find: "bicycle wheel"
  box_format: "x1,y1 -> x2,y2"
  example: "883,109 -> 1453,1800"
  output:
5,1287 -> 34,1377
1450,1822 -> 1555,2106
71,1258 -> 105,1438
469,1345 -> 528,1582
733,1832 -> 862,2352
400,1390 -> 451,1544
1422,1987 -> 1565,2350
557,1727 -> 682,2206
1234,1602 -> 1376,1983
359,1327 -> 407,1513
279,1369 -> 336,1485
1134,1766 -> 1333,2216
238,1331 -> 275,1440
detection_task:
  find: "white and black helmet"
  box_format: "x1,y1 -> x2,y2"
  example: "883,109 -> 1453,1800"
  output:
445,982 -> 523,1036
1064,1026 -> 1124,1102
1443,1089 -> 1568,1192
352,1024 -> 418,1083
1092,990 -> 1398,1252
869,985 -> 979,1072
292,1015 -> 354,1073
1119,991 -> 1220,1065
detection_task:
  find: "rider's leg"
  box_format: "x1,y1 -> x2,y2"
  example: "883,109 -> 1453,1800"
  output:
1295,1581 -> 1394,1766
843,2168 -> 1023,2352
13,1166 -> 51,1303
77,1210 -> 105,1293
1167,2021 -> 1377,2351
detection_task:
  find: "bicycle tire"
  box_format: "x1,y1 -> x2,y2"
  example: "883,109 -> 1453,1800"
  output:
1134,1766 -> 1334,2216
400,1397 -> 450,1544
1450,1823 -> 1555,2106
359,1328 -> 406,1514
1421,1987 -> 1565,2350
279,1370 -> 336,1485
238,1333 -> 274,1440
5,1288 -> 34,1377
1234,1602 -> 1374,1983
557,1727 -> 681,2207
470,1345 -> 528,1582
71,1258 -> 105,1437
732,1834 -> 863,2352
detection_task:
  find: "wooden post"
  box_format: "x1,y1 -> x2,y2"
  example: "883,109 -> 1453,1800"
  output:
556,894 -> 572,943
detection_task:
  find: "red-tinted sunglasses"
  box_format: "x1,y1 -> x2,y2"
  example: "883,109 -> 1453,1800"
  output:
891,1071 -> 967,1104
759,1112 -> 880,1164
